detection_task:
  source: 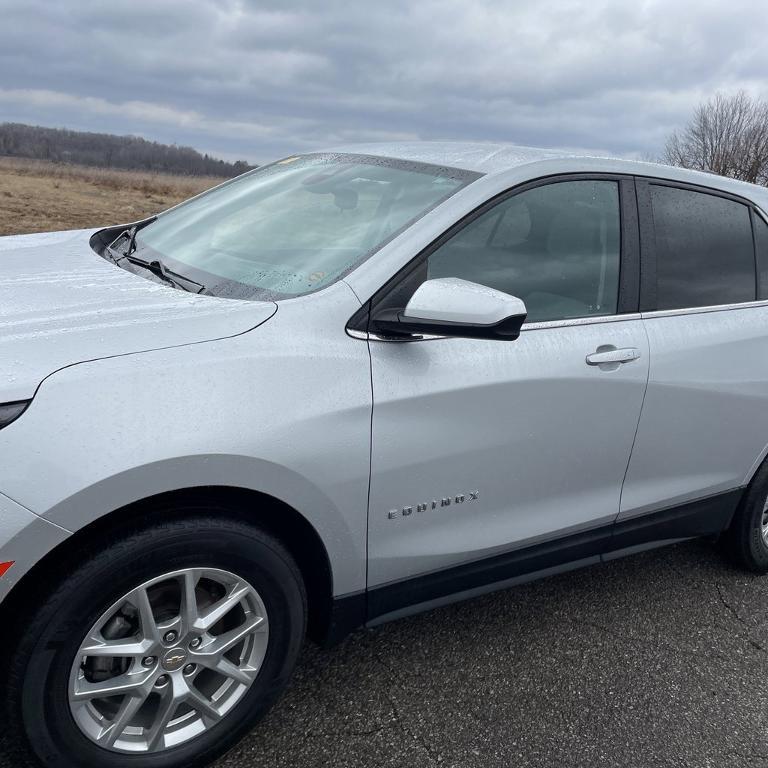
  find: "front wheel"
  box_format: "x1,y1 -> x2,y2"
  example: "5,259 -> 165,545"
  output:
7,516 -> 306,768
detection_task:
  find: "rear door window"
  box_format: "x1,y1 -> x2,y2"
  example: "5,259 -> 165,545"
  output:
649,185 -> 755,310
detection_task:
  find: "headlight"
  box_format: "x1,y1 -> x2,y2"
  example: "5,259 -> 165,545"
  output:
0,400 -> 31,430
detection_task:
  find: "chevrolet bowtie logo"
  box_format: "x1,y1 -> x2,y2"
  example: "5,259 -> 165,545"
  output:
387,490 -> 479,519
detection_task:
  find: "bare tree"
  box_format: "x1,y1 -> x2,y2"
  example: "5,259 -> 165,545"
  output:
663,91 -> 768,185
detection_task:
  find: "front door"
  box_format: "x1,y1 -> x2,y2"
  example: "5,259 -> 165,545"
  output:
366,177 -> 650,616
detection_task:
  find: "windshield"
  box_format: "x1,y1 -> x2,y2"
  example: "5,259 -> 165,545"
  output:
129,153 -> 478,300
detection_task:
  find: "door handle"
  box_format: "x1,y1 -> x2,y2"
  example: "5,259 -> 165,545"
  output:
585,347 -> 641,366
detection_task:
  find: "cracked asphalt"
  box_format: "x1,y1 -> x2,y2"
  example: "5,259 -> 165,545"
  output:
4,539 -> 768,768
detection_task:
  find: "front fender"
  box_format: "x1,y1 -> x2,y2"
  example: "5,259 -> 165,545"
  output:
0,284 -> 371,597
42,454 -> 359,594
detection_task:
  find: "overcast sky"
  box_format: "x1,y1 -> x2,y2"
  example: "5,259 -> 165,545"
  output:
1,0 -> 767,165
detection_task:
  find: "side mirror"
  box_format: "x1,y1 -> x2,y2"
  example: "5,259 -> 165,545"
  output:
371,277 -> 528,341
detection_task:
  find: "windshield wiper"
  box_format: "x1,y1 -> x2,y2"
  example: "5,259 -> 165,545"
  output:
101,218 -> 205,293
125,225 -> 139,257
124,254 -> 206,294
104,217 -> 158,262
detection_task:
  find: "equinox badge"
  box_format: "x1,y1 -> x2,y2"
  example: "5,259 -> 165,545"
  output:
387,490 -> 479,519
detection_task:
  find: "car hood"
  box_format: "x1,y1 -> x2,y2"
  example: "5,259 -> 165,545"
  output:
0,228 -> 277,402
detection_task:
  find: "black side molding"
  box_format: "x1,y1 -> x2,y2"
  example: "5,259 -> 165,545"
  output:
608,488 -> 743,554
365,488 -> 743,625
367,523 -> 611,622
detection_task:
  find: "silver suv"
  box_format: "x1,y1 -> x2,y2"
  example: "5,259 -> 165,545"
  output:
3,143 -> 768,768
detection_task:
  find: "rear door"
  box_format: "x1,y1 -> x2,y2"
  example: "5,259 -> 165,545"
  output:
617,180 -> 768,542
365,176 -> 650,616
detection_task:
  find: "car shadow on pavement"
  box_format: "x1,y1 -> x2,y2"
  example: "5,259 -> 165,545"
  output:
3,540 -> 768,768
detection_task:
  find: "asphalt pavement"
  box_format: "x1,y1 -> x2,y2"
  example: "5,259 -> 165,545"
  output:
4,539 -> 768,768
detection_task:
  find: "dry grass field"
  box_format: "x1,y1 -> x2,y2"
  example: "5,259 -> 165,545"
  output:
0,157 -> 223,236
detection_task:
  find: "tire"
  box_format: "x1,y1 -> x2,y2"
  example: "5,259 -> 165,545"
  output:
7,515 -> 306,768
724,459 -> 768,572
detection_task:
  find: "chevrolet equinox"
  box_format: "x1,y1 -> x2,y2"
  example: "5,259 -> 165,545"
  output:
3,143 -> 768,768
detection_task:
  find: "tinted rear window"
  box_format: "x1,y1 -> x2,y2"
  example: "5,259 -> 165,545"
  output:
651,185 -> 755,310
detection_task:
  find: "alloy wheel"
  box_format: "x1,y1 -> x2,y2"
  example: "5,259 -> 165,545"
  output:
68,567 -> 269,753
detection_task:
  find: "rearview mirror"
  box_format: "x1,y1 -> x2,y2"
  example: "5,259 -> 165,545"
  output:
371,278 -> 528,341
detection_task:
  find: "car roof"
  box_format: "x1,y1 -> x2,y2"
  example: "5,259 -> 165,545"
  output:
324,140 -> 768,212
326,141 -> 577,174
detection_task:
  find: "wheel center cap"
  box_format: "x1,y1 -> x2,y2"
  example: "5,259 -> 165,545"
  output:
162,647 -> 188,672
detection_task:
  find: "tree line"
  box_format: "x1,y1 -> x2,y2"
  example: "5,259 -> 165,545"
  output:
0,123 -> 253,177
6,100 -> 766,186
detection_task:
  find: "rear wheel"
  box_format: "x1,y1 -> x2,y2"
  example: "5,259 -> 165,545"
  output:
724,460 -> 768,572
8,516 -> 306,768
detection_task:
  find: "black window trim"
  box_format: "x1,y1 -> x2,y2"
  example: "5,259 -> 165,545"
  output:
749,207 -> 759,299
636,176 -> 763,314
750,206 -> 768,302
347,172 -> 641,337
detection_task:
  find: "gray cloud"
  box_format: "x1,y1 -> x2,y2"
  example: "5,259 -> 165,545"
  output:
0,0 -> 766,164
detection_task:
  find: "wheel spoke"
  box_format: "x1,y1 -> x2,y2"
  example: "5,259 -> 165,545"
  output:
202,614 -> 266,659
73,668 -> 154,701
212,656 -> 258,686
181,570 -> 201,634
130,586 -> 160,643
195,582 -> 251,632
186,686 -> 222,725
145,688 -> 178,752
97,691 -> 148,748
80,635 -> 153,658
